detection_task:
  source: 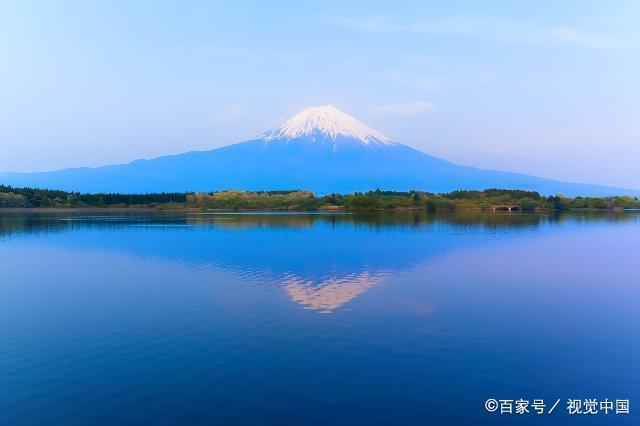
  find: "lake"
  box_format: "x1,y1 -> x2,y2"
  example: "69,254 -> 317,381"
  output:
1,211 -> 638,425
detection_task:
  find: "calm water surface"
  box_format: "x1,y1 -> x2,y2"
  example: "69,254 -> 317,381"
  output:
1,211 -> 638,425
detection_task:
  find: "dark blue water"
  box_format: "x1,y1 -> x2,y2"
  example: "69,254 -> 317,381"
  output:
1,212 -> 638,425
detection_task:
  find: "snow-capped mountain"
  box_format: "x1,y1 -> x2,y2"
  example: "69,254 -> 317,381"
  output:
261,105 -> 395,148
1,106 -> 638,196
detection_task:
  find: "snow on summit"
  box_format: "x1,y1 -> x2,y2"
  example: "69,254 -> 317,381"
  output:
261,106 -> 393,146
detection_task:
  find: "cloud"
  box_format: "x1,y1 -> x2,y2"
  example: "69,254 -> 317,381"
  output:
211,104 -> 250,124
372,101 -> 436,116
543,27 -> 615,48
330,16 -> 497,37
331,16 -> 617,49
375,70 -> 441,92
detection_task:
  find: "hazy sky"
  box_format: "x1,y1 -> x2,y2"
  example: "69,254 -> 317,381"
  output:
1,0 -> 639,188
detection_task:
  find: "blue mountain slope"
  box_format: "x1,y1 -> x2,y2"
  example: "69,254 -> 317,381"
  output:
1,106 -> 638,196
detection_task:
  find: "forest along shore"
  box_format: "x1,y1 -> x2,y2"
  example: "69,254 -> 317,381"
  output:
1,185 -> 639,212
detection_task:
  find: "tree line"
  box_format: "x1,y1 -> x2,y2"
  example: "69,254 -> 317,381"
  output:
0,185 -> 186,208
1,184 -> 639,211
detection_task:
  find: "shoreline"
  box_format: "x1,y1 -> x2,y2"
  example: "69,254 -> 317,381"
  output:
0,206 -> 632,214
0,207 -> 185,213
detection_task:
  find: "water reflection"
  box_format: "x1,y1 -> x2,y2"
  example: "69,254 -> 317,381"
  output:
1,211 -> 638,313
284,271 -> 388,313
2,210 -> 639,426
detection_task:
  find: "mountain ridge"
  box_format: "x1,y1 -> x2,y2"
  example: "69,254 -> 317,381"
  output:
1,106 -> 638,196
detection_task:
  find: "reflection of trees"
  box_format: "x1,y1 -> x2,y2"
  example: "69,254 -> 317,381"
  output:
1,211 -> 638,238
184,211 -> 639,231
185,213 -> 320,229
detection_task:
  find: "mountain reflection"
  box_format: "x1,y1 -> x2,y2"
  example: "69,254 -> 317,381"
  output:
1,211 -> 638,312
284,271 -> 388,313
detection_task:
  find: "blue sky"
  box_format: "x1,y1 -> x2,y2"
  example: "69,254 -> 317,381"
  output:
1,0 -> 639,188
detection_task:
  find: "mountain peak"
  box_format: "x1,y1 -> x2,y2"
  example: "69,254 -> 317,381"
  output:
260,105 -> 393,146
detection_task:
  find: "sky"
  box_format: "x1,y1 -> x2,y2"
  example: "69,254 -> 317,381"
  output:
1,0 -> 639,188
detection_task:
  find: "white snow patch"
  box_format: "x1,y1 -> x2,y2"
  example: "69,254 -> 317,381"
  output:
260,105 -> 394,146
